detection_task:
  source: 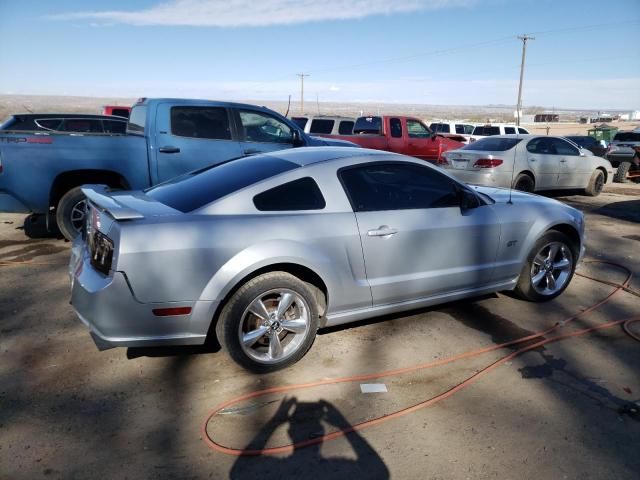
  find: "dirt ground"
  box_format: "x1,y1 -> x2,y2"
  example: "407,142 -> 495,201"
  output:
1,184 -> 639,480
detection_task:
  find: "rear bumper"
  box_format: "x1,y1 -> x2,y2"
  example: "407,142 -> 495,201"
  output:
606,152 -> 634,166
444,168 -> 514,188
69,240 -> 217,349
0,191 -> 30,213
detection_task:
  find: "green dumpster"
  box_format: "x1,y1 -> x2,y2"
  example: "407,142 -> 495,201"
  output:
588,124 -> 618,143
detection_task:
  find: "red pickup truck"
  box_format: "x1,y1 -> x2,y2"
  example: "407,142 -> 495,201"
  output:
322,115 -> 465,162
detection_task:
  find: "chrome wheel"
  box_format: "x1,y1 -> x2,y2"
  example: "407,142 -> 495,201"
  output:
70,199 -> 87,234
238,289 -> 311,364
530,241 -> 573,296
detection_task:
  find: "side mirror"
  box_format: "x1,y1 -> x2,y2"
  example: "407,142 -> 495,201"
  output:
458,189 -> 479,210
292,130 -> 305,147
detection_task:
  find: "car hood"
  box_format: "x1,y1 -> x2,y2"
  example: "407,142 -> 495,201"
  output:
472,185 -> 572,208
310,135 -> 359,147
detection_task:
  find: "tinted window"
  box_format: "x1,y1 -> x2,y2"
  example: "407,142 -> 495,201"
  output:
291,117 -> 308,129
462,137 -> 522,151
390,118 -> 403,138
518,128 -> 528,134
103,120 -> 127,134
338,120 -> 354,135
127,106 -> 146,134
61,119 -> 102,133
613,132 -> 640,142
110,108 -> 130,118
567,136 -> 595,148
551,138 -> 579,156
473,126 -> 500,136
309,119 -> 335,134
526,137 -> 556,154
147,155 -> 298,212
463,124 -> 475,134
353,116 -> 382,134
239,110 -> 292,144
254,177 -> 325,211
430,123 -> 450,133
171,107 -> 231,140
406,120 -> 431,138
34,119 -> 63,131
340,163 -> 459,212
455,124 -> 465,134
504,127 -> 516,134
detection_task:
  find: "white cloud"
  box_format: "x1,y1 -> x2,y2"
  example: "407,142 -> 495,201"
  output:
49,0 -> 476,27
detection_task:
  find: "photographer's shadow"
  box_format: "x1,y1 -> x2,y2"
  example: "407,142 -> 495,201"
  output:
230,397 -> 389,479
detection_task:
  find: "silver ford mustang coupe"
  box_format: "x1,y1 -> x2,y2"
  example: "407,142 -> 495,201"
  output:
70,147 -> 585,372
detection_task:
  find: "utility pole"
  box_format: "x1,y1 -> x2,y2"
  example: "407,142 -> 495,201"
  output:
296,73 -> 309,115
516,34 -> 534,127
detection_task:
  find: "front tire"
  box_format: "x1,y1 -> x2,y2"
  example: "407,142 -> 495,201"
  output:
216,272 -> 319,373
584,170 -> 604,196
55,187 -> 87,241
514,231 -> 576,302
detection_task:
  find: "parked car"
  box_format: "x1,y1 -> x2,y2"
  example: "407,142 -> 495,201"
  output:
565,135 -> 608,158
468,124 -> 529,143
429,121 -> 476,143
291,116 -> 355,136
606,129 -> 640,182
321,116 -> 465,162
71,147 -> 585,372
441,135 -> 614,196
102,105 -> 132,118
0,98 -> 355,240
0,114 -> 127,134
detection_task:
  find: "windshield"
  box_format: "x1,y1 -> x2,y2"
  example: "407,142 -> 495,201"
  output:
353,116 -> 382,134
463,137 -> 522,151
146,155 -> 299,212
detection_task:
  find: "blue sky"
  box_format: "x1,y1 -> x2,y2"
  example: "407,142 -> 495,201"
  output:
1,0 -> 639,109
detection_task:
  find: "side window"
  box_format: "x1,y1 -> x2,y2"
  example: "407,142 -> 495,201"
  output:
406,120 -> 431,138
339,163 -> 460,212
527,137 -> 555,154
103,120 -> 127,134
518,128 -> 529,134
171,107 -> 231,140
34,119 -> 63,131
455,124 -> 464,134
291,117 -> 308,129
253,177 -> 325,211
338,120 -> 354,135
552,138 -> 579,156
239,110 -> 293,144
464,125 -> 475,134
309,119 -> 334,134
390,118 -> 403,138
504,127 -> 516,134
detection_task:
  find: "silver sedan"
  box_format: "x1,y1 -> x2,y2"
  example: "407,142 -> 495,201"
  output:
70,147 -> 585,372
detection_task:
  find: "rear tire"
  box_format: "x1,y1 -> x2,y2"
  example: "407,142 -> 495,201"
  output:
584,170 -> 604,196
216,272 -> 319,373
55,187 -> 87,241
514,231 -> 576,302
614,161 -> 632,183
513,173 -> 535,193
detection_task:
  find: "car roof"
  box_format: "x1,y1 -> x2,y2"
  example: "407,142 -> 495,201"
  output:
261,146 -> 390,167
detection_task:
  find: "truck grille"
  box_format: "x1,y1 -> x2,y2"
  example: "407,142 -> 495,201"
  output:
89,230 -> 114,275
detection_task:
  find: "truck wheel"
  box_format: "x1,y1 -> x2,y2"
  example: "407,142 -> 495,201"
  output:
513,173 -> 534,192
216,272 -> 319,373
614,161 -> 632,183
56,187 -> 87,241
584,170 -> 604,196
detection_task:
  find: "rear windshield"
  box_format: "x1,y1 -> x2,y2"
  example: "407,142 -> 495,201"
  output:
430,123 -> 451,133
472,126 -> 500,136
613,132 -> 640,142
146,155 -> 298,212
353,116 -> 382,134
462,137 -> 522,151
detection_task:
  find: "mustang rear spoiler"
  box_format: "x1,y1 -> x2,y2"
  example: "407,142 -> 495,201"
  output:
81,185 -> 145,220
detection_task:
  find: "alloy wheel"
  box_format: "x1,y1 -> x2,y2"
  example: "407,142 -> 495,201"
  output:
530,241 -> 573,296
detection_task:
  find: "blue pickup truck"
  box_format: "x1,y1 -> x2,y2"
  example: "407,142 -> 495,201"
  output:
0,98 -> 354,239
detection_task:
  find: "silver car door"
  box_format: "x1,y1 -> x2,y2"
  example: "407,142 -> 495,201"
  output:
339,162 -> 501,306
551,137 -> 584,188
524,137 -> 561,189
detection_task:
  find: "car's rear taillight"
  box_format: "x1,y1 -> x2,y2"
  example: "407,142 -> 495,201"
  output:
89,230 -> 114,275
473,158 -> 503,168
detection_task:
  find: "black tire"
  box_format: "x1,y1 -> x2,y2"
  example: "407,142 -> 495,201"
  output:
216,272 -> 320,373
514,231 -> 576,302
614,161 -> 632,183
584,170 -> 604,196
513,173 -> 535,193
55,187 -> 87,241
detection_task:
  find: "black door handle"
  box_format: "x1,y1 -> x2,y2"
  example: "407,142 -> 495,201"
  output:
159,146 -> 180,154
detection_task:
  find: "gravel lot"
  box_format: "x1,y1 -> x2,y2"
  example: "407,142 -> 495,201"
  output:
1,184 -> 639,480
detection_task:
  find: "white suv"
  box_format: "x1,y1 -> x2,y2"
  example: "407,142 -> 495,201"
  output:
469,124 -> 529,143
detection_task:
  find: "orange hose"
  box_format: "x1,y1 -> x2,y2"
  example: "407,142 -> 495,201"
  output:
202,261 -> 639,456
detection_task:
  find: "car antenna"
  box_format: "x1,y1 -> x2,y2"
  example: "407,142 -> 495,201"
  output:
507,134 -> 518,205
284,95 -> 291,118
